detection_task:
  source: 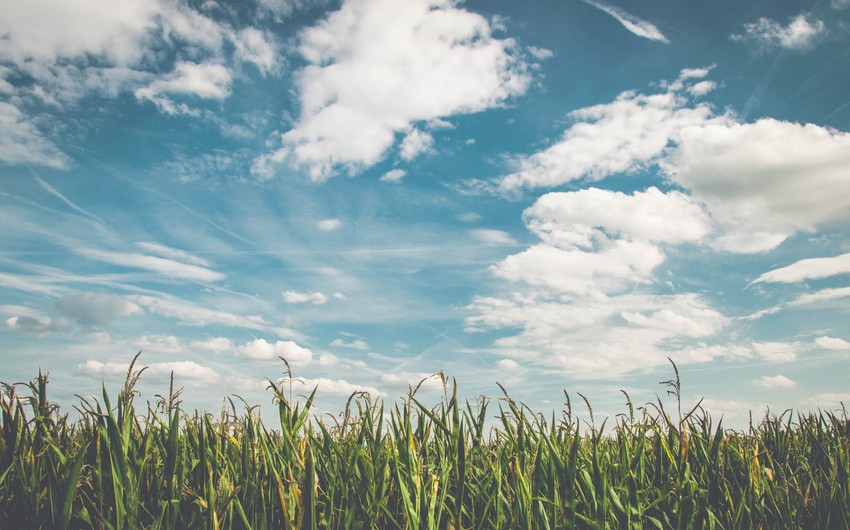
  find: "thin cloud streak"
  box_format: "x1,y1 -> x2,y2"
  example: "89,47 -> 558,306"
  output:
579,0 -> 669,43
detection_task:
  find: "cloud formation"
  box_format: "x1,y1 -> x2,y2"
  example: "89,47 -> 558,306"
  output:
579,0 -> 669,43
466,187 -> 725,378
498,70 -> 850,254
731,14 -> 825,52
754,253 -> 850,284
253,0 -> 531,181
56,292 -> 142,326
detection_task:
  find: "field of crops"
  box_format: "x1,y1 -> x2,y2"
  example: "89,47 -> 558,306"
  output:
1,356 -> 849,529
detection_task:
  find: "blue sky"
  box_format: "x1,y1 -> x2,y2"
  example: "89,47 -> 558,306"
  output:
2,0 -> 850,427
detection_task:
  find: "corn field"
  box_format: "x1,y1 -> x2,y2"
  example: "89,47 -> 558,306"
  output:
1,356 -> 849,529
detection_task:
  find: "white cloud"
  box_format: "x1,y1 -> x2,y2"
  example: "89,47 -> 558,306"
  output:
80,359 -> 220,384
687,81 -> 716,97
380,169 -> 406,183
135,62 -> 233,115
490,188 -> 709,296
755,375 -> 797,389
317,218 -> 342,231
236,338 -> 314,365
526,187 -> 710,246
792,287 -> 850,306
330,338 -> 370,350
190,337 -> 235,353
283,290 -> 329,304
499,73 -> 850,255
136,242 -> 211,267
133,334 -> 185,354
804,393 -> 850,406
753,342 -> 798,362
258,0 -> 531,181
6,314 -> 68,334
77,248 -> 224,282
380,372 -> 445,392
731,14 -> 825,52
668,119 -> 850,253
144,361 -> 220,384
814,336 -> 850,350
754,253 -> 850,284
466,291 -> 727,378
579,0 -> 669,43
527,46 -> 554,60
56,292 -> 142,325
0,102 -> 70,168
233,27 -> 281,76
399,128 -> 434,161
499,86 -> 719,191
469,229 -> 516,246
466,184 -> 731,378
0,0 -> 160,66
496,358 -> 519,370
128,294 -> 302,338
296,377 -> 384,397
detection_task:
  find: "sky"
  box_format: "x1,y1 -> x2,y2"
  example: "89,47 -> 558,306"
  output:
2,0 -> 850,428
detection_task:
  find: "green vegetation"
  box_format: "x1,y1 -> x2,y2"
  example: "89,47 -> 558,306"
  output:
1,354 -> 849,529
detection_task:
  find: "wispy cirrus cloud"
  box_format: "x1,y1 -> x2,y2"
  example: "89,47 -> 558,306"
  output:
76,248 -> 224,282
753,253 -> 850,284
0,103 -> 70,168
579,0 -> 669,43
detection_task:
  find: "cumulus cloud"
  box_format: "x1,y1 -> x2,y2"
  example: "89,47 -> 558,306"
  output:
330,338 -> 369,350
190,337 -> 235,353
236,338 -> 314,365
56,292 -> 142,326
233,27 -> 281,76
0,0 -> 282,166
753,253 -> 850,284
467,291 -> 727,378
490,187 -> 709,296
755,375 -> 797,389
80,359 -> 220,384
133,334 -> 185,354
380,372 -> 446,392
731,14 -> 825,52
498,82 -> 720,191
380,169 -> 406,183
135,62 -> 233,115
255,0 -> 531,181
465,185 -> 728,378
283,290 -> 329,304
498,71 -> 850,254
579,0 -> 669,43
496,358 -> 519,370
399,128 -> 434,161
668,119 -> 850,253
